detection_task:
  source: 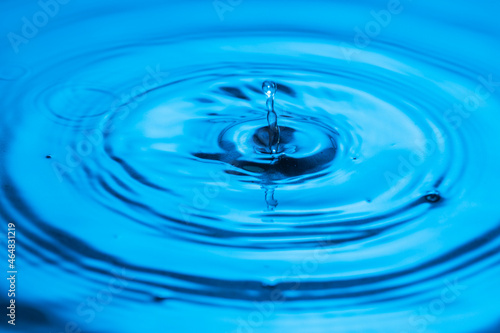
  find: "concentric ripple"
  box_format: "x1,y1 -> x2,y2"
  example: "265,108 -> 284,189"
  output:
1,1 -> 500,332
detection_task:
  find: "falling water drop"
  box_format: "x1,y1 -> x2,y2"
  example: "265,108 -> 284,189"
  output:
262,80 -> 280,154
262,80 -> 277,98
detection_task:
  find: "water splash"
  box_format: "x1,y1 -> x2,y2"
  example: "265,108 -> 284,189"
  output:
262,80 -> 280,154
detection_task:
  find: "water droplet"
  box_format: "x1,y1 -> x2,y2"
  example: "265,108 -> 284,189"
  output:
425,191 -> 441,203
262,80 -> 277,98
262,80 -> 280,154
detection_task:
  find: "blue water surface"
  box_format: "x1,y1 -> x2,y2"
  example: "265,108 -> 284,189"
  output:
1,0 -> 500,332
